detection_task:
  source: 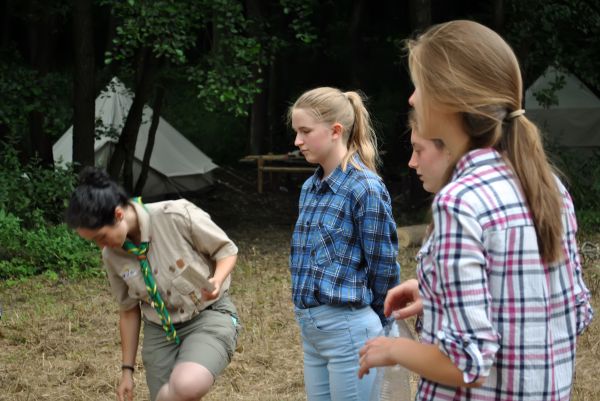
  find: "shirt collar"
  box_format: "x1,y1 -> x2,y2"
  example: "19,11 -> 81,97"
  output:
310,156 -> 362,194
451,147 -> 503,181
129,200 -> 152,243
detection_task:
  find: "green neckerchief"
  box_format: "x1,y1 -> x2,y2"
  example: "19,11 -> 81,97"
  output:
122,197 -> 180,344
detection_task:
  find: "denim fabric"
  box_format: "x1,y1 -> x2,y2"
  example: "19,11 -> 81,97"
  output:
295,304 -> 382,401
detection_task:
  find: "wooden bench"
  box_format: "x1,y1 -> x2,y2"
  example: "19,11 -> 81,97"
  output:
240,154 -> 314,193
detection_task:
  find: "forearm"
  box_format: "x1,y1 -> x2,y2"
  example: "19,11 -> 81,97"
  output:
119,305 -> 141,366
393,338 -> 483,388
212,254 -> 237,285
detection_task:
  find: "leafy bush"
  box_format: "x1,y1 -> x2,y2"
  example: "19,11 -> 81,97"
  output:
551,147 -> 600,233
0,141 -> 102,278
0,141 -> 76,226
0,209 -> 101,279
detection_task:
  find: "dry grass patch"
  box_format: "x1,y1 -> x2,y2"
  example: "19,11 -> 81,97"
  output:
1,222 -> 599,400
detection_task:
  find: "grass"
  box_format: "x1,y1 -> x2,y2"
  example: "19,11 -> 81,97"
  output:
1,182 -> 599,400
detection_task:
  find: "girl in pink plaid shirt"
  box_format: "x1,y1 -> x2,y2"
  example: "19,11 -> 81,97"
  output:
359,20 -> 593,401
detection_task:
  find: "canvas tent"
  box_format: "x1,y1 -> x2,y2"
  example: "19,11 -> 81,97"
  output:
525,66 -> 600,148
54,77 -> 218,198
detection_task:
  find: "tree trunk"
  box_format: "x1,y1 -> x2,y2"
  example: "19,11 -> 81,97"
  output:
1,0 -> 12,48
245,0 -> 268,154
72,0 -> 96,171
492,0 -> 505,34
28,111 -> 54,166
26,8 -> 55,166
134,85 -> 165,196
409,0 -> 431,32
249,72 -> 268,154
348,0 -> 366,87
107,49 -> 156,189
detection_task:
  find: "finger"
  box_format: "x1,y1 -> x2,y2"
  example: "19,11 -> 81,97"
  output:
395,300 -> 423,319
357,364 -> 370,379
384,288 -> 409,316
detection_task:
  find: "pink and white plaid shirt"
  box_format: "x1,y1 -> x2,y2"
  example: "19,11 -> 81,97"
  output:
416,148 -> 593,401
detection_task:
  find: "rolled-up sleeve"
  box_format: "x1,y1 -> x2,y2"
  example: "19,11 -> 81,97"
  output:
181,203 -> 238,261
432,194 -> 500,384
102,251 -> 140,311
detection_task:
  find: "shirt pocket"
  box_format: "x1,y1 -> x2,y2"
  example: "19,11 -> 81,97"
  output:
170,265 -> 205,310
121,265 -> 149,302
311,223 -> 343,267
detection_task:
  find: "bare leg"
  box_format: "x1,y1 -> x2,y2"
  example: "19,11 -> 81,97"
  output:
156,362 -> 214,401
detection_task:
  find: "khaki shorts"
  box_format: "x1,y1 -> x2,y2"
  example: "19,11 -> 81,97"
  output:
141,293 -> 239,401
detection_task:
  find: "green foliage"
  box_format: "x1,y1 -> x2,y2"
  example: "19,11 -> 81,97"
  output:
532,73 -> 566,109
102,0 -> 203,65
551,147 -> 600,233
0,53 -> 71,140
280,0 -> 318,44
0,141 -> 76,226
0,209 -> 101,279
506,0 -> 600,91
102,0 -> 265,117
190,0 -> 264,117
0,141 -> 101,279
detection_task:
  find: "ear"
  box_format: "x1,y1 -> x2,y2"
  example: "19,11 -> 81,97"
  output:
331,123 -> 344,140
114,206 -> 125,222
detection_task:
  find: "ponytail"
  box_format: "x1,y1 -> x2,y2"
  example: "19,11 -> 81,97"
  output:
502,115 -> 563,264
344,91 -> 380,174
408,20 -> 566,265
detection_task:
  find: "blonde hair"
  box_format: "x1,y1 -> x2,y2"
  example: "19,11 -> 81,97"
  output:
407,20 -> 563,264
289,87 -> 380,173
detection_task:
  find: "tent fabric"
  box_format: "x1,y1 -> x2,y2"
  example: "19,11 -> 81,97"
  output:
54,77 -> 218,198
525,67 -> 600,148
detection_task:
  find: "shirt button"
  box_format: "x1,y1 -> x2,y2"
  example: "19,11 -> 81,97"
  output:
167,290 -> 172,296
179,308 -> 185,314
154,269 -> 158,275
169,266 -> 176,272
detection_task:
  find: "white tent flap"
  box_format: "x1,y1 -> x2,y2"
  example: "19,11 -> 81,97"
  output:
53,77 -> 218,197
525,67 -> 600,148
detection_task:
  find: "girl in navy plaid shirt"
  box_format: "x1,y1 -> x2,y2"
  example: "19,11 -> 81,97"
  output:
359,20 -> 593,401
289,87 -> 400,401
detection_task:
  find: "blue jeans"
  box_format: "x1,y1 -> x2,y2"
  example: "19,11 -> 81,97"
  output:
295,304 -> 383,401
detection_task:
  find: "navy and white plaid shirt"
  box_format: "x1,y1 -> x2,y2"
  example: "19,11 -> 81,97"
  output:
416,148 -> 594,401
290,159 -> 400,323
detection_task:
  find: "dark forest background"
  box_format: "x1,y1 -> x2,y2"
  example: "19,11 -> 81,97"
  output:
1,0 -> 599,277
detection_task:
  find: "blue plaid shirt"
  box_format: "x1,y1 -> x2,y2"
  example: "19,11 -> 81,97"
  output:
290,160 -> 400,322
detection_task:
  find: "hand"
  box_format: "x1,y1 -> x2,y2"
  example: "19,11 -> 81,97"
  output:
200,277 -> 221,301
358,336 -> 403,379
117,370 -> 134,401
384,279 -> 423,319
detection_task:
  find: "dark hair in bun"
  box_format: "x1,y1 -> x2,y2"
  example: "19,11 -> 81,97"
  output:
66,166 -> 130,229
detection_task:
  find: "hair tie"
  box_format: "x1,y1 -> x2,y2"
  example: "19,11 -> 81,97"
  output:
506,109 -> 525,120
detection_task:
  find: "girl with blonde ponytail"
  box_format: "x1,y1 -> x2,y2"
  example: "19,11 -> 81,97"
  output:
359,20 -> 593,401
289,87 -> 400,401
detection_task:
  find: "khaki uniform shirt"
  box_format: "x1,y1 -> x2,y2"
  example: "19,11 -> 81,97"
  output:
102,199 -> 238,325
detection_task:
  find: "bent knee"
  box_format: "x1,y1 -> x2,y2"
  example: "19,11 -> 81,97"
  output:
170,363 -> 214,400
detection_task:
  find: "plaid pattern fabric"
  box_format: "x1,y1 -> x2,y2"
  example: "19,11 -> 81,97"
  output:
416,148 -> 594,401
290,159 -> 400,323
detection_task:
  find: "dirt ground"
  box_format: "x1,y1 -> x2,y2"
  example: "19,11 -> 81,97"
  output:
1,168 -> 599,400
